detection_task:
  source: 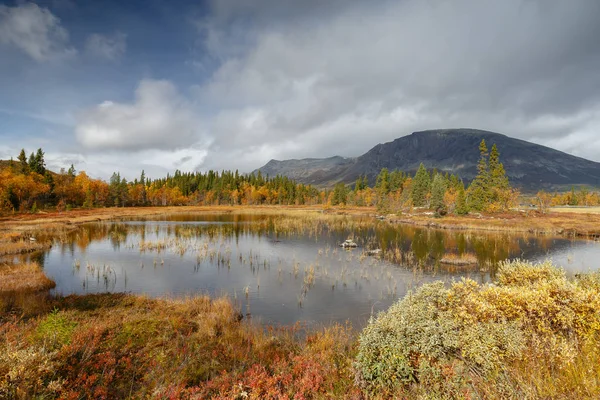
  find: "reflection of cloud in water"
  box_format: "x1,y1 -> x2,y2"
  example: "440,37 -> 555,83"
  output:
527,239 -> 600,274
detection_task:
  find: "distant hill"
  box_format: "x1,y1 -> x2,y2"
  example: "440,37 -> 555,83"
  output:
254,129 -> 600,192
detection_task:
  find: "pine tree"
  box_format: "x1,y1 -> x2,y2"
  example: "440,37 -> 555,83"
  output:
455,183 -> 468,215
411,163 -> 430,207
332,183 -> 348,205
488,144 -> 509,191
430,173 -> 447,212
467,140 -> 490,211
17,149 -> 28,174
375,168 -> 390,195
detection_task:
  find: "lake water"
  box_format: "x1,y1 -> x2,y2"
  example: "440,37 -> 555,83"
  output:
30,213 -> 600,327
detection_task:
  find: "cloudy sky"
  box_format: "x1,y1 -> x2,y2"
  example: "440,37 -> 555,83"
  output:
1,0 -> 600,180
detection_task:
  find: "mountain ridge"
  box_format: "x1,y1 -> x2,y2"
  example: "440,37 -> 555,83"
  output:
254,129 -> 600,192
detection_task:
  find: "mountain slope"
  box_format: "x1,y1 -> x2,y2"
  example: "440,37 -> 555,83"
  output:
254,129 -> 600,191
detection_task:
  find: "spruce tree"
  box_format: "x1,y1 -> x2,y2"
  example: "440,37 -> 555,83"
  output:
332,183 -> 348,205
488,144 -> 509,191
430,173 -> 447,212
467,139 -> 490,211
375,168 -> 390,195
411,163 -> 430,207
455,183 -> 468,215
17,149 -> 28,174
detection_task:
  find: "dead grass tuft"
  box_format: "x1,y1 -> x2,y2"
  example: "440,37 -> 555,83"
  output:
0,262 -> 55,293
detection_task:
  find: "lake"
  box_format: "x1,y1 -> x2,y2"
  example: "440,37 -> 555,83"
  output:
28,212 -> 600,327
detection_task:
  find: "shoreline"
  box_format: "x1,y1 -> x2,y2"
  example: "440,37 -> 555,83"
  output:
2,205 -> 600,240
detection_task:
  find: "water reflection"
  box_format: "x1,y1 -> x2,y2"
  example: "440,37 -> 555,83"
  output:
32,213 -> 600,327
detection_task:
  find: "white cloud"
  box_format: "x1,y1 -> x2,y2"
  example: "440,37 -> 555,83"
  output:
85,32 -> 127,61
188,0 -> 600,172
75,79 -> 204,151
0,2 -> 75,61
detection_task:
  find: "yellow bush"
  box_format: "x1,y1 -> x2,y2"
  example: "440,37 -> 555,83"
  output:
355,260 -> 600,398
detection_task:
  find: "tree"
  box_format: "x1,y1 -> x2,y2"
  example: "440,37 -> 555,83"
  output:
17,149 -> 29,174
455,184 -> 468,215
411,163 -> 430,207
488,144 -> 508,191
375,168 -> 390,195
468,139 -> 490,211
536,191 -> 552,213
430,173 -> 447,212
332,183 -> 348,206
29,148 -> 46,175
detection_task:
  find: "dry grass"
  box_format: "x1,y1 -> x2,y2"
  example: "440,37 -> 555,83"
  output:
0,262 -> 55,293
4,205 -> 600,241
440,252 -> 478,265
550,206 -> 600,214
391,210 -> 600,238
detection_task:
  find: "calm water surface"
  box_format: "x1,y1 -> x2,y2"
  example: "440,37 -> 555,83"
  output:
33,213 -> 600,327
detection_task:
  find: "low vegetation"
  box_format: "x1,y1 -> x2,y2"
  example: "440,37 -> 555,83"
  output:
355,260 -> 600,399
0,262 -> 55,293
0,294 -> 358,399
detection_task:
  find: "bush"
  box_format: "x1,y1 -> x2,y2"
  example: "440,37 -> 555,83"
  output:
355,260 -> 600,398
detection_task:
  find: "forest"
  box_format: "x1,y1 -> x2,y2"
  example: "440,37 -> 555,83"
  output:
0,141 -> 597,214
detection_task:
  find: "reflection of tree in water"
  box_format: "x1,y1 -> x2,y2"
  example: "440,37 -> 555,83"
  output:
49,214 -> 570,276
411,230 -> 429,264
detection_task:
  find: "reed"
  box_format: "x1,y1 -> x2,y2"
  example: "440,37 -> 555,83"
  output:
0,262 -> 55,292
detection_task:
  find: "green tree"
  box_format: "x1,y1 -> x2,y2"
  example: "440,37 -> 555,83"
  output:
29,148 -> 46,175
375,168 -> 390,195
354,175 -> 367,192
332,183 -> 348,205
468,140 -> 490,211
18,149 -> 29,174
455,183 -> 468,215
67,164 -> 76,178
488,144 -> 508,190
430,173 -> 447,212
411,163 -> 430,207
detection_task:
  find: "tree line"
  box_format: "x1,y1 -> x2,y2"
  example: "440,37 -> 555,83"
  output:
331,139 -> 519,214
2,141 -> 520,214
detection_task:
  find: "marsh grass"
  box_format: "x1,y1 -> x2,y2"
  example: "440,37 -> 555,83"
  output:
0,262 -> 55,293
440,252 -> 478,265
0,233 -> 49,256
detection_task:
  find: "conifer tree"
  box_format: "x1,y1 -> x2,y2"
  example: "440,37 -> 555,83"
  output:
332,183 -> 348,205
17,149 -> 28,174
455,183 -> 468,215
467,139 -> 490,211
430,173 -> 447,212
488,144 -> 509,190
411,163 -> 430,207
375,168 -> 390,195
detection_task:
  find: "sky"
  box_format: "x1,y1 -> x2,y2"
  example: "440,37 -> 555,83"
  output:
1,0 -> 600,180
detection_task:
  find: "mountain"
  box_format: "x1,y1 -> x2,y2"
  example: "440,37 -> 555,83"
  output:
254,129 -> 600,191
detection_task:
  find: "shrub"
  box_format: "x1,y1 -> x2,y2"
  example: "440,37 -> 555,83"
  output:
355,260 -> 600,398
35,308 -> 77,349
